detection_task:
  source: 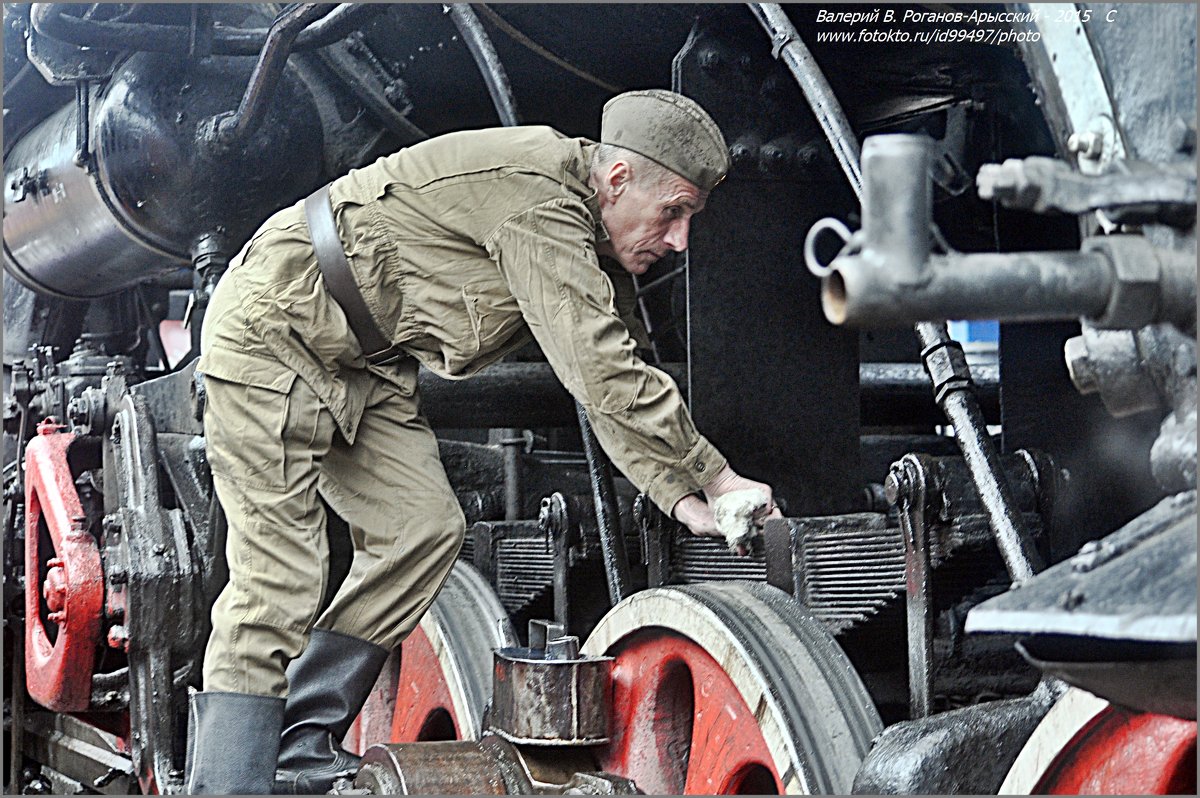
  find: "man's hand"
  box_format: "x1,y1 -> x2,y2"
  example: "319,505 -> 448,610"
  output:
701,464 -> 782,527
671,493 -> 718,536
670,465 -> 784,556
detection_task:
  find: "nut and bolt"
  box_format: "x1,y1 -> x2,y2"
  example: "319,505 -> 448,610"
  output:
884,471 -> 904,505
1066,131 -> 1103,160
1063,336 -> 1098,395
1060,587 -> 1086,610
698,48 -> 723,73
44,558 -> 67,621
107,624 -> 129,649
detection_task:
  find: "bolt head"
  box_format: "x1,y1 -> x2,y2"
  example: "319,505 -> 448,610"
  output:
698,48 -> 723,72
44,564 -> 68,613
1168,118 -> 1196,154
107,625 -> 129,649
1066,131 -> 1103,159
884,473 -> 903,505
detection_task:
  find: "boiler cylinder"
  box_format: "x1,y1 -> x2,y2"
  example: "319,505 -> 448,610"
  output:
4,51 -> 325,299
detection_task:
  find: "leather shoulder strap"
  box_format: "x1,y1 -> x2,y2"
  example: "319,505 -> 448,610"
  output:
303,185 -> 393,358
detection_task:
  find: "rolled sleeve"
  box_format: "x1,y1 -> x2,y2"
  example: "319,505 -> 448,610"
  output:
485,196 -> 727,515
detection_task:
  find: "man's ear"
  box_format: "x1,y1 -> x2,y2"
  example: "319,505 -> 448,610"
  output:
607,160 -> 631,197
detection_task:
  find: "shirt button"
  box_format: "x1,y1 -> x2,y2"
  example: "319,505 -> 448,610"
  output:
696,462 -> 706,472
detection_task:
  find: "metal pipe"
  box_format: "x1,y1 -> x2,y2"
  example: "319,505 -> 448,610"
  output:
861,135 -> 931,284
417,362 -> 1000,428
821,134 -> 1122,329
747,7 -> 1041,583
500,428 -> 523,521
445,4 -> 521,127
416,362 -> 998,428
211,4 -> 332,148
825,250 -> 1115,327
575,404 -> 632,606
30,3 -> 372,56
72,80 -> 90,168
747,3 -> 862,196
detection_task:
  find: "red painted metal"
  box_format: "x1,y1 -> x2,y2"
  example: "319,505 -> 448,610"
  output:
389,625 -> 463,742
1034,706 -> 1197,795
24,423 -> 105,711
346,626 -> 464,755
595,629 -> 783,795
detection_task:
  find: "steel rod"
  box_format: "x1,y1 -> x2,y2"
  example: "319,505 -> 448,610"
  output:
575,404 -> 632,605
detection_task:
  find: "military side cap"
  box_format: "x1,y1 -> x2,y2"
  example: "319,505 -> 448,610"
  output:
601,89 -> 730,191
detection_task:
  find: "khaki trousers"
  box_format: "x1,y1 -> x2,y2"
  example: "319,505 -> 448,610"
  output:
201,370 -> 465,696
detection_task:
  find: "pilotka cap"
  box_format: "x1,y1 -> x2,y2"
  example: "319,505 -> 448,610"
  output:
601,89 -> 731,191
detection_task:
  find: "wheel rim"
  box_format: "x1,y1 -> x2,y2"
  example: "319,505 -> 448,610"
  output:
1002,687 -> 1197,795
348,562 -> 516,750
582,582 -> 882,795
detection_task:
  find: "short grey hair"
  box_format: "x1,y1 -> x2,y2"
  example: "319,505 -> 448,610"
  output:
591,143 -> 674,188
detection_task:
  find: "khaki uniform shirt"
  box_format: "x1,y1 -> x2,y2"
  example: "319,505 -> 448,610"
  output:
198,125 -> 726,514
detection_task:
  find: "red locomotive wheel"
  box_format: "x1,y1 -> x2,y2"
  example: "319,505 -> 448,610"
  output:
598,627 -> 783,794
1002,687 -> 1198,795
390,624 -> 462,741
23,424 -> 104,712
346,562 -> 516,753
583,582 -> 882,795
1032,705 -> 1196,795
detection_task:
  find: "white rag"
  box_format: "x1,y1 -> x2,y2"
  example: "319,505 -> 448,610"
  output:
711,488 -> 769,551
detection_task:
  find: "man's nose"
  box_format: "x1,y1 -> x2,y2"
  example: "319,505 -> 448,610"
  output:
663,217 -> 690,252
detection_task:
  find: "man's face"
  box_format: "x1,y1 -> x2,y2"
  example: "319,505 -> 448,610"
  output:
598,162 -> 708,276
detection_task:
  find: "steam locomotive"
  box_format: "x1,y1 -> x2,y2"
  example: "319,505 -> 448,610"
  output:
4,3 -> 1195,794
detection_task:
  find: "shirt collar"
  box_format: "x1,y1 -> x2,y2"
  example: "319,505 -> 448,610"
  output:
583,189 -> 610,243
576,141 -> 609,243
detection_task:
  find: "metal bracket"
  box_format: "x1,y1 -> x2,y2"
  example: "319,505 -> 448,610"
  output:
886,453 -> 935,719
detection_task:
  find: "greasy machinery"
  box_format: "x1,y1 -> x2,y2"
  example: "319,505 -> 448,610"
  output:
3,2 -> 1196,794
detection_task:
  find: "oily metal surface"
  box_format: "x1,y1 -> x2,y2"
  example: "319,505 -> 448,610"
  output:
851,681 -> 1061,795
490,648 -> 613,746
354,739 -> 525,795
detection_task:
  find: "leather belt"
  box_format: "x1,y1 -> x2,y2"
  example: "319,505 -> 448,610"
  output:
303,185 -> 405,366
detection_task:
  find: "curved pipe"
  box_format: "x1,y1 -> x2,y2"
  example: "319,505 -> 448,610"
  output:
747,3 -> 862,197
30,3 -> 375,56
215,3 -> 387,55
210,4 -> 333,148
445,4 -> 521,127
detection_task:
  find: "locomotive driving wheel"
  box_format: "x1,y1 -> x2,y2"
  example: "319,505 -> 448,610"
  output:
1000,687 -> 1197,795
581,582 -> 882,795
347,561 -> 516,751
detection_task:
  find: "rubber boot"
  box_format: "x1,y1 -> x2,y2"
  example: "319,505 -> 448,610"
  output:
273,629 -> 389,794
186,691 -> 285,795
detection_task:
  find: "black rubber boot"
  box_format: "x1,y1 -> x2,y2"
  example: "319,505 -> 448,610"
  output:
186,691 -> 285,795
273,629 -> 389,795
